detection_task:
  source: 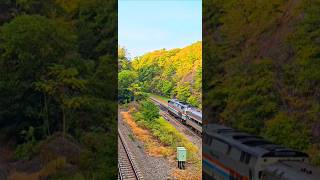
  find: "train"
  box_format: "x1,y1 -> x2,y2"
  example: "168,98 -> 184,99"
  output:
203,124 -> 320,180
166,99 -> 202,134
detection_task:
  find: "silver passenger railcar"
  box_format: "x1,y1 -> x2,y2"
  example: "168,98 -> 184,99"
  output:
167,99 -> 202,134
167,99 -> 188,121
203,124 -> 309,180
185,107 -> 202,134
261,161 -> 320,180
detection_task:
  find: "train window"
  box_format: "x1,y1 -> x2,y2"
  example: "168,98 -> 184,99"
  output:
226,145 -> 231,155
245,153 -> 251,164
204,134 -> 213,145
279,172 -> 285,177
208,137 -> 212,145
259,171 -> 262,179
239,152 -> 252,164
203,134 -> 208,144
240,151 -> 245,162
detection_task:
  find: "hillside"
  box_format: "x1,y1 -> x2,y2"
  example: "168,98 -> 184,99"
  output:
119,41 -> 202,108
0,0 -> 117,179
204,0 -> 320,165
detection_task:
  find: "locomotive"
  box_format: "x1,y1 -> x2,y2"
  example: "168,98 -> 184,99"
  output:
167,99 -> 202,134
203,124 -> 320,180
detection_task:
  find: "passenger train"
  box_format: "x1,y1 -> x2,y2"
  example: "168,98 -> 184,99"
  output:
167,99 -> 202,134
203,124 -> 320,180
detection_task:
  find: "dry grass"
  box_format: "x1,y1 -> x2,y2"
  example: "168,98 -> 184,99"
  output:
171,167 -> 202,180
121,111 -> 174,157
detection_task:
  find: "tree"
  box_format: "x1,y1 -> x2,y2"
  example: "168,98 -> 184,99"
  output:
126,42 -> 202,107
35,64 -> 87,137
141,100 -> 159,122
174,82 -> 192,102
160,80 -> 174,97
0,15 -> 75,132
75,0 -> 117,59
263,112 -> 311,150
118,70 -> 137,103
118,46 -> 131,71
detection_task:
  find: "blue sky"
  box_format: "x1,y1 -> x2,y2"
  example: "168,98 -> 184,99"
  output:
119,0 -> 202,58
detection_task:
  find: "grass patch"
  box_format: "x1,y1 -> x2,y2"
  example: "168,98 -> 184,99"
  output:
149,93 -> 170,104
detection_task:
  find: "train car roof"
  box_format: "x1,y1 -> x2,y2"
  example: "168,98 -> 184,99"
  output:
264,161 -> 320,180
169,99 -> 203,114
168,99 -> 189,107
204,124 -> 309,158
187,108 -> 202,118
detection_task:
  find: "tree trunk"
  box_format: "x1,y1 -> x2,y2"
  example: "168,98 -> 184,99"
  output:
62,106 -> 66,138
44,93 -> 50,136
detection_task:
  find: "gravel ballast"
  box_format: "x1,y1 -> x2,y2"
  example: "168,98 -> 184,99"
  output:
118,111 -> 173,180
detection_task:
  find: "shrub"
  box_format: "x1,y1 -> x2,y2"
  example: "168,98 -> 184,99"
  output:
263,112 -> 311,150
140,100 -> 159,121
14,126 -> 37,160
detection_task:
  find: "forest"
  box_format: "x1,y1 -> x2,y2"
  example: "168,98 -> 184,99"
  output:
0,0 -> 117,179
204,0 -> 320,165
119,41 -> 202,108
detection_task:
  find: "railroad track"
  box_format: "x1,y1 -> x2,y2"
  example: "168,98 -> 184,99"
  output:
118,130 -> 143,180
149,97 -> 202,138
161,110 -> 201,138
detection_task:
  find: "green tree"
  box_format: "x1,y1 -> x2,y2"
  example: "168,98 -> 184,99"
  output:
174,82 -> 192,102
118,70 -> 137,103
118,46 -> 131,71
263,112 -> 311,150
141,100 -> 159,122
35,64 -> 87,137
0,15 -> 75,132
75,0 -> 117,59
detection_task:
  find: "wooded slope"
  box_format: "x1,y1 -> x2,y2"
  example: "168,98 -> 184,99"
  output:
119,41 -> 202,108
0,0 -> 117,179
204,0 -> 320,165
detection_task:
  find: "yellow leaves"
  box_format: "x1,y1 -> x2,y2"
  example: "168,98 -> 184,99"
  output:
172,42 -> 202,84
132,42 -> 202,85
56,0 -> 80,13
34,81 -> 55,95
62,96 -> 87,109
